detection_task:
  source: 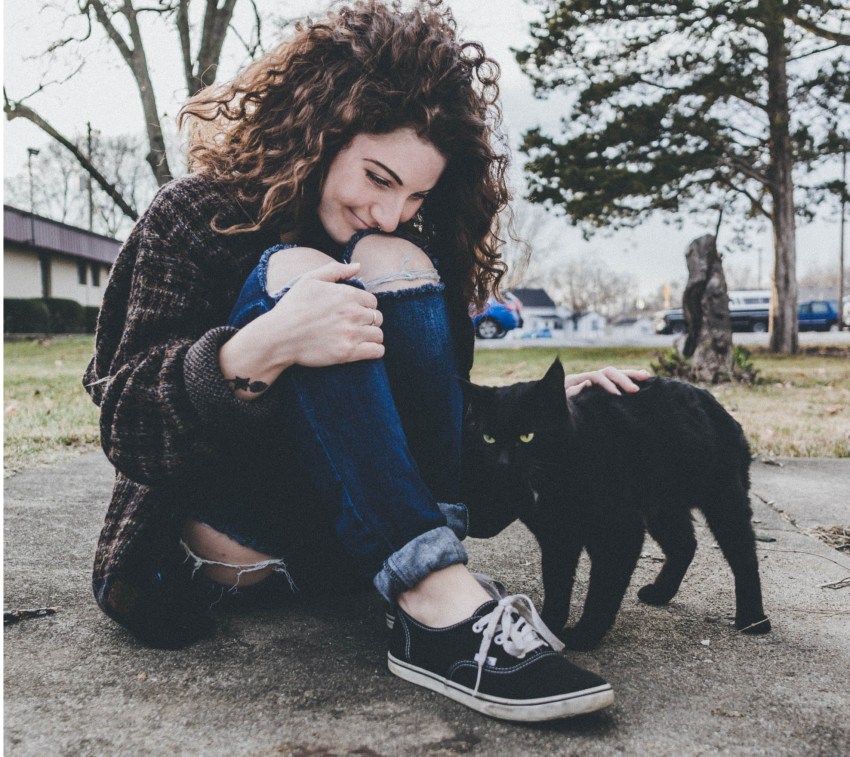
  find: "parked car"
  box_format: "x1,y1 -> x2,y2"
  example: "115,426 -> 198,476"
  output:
798,300 -> 840,331
653,309 -> 687,335
520,327 -> 553,340
843,296 -> 850,328
471,293 -> 523,339
655,298 -> 840,335
655,304 -> 771,333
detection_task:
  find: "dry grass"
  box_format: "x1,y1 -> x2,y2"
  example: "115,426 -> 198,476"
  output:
4,335 -> 100,475
804,526 -> 850,554
3,338 -> 849,475
472,346 -> 850,459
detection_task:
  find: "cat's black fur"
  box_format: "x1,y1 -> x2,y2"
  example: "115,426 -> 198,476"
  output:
461,359 -> 770,650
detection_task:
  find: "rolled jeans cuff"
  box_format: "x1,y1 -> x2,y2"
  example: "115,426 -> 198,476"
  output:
373,525 -> 468,602
439,502 -> 468,541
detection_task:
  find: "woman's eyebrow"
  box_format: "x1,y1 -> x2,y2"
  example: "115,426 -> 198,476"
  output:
364,159 -> 404,186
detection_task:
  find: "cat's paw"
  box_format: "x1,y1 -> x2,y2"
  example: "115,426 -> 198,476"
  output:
558,627 -> 603,651
637,583 -> 674,606
736,614 -> 771,634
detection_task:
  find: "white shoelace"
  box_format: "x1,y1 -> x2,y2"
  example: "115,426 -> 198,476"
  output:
470,594 -> 565,694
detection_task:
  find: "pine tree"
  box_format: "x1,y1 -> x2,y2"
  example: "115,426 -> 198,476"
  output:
516,0 -> 849,353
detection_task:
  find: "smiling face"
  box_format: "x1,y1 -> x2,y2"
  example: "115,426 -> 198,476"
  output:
317,129 -> 447,244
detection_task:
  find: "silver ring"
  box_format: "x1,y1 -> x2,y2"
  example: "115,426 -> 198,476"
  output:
370,309 -> 377,327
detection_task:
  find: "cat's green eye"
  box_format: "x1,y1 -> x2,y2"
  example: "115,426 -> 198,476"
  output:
483,434 -> 496,445
519,433 -> 535,443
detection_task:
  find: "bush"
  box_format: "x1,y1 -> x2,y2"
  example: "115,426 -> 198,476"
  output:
651,345 -> 760,385
83,306 -> 100,334
43,298 -> 86,333
2,298 -> 97,334
4,298 -> 50,333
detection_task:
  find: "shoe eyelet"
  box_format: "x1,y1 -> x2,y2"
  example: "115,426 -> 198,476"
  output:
472,621 -> 484,633
494,633 -> 504,645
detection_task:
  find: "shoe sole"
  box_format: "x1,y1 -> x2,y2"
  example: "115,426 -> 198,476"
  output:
387,653 -> 614,722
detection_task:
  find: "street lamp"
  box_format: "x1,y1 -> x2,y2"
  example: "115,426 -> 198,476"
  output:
27,147 -> 40,243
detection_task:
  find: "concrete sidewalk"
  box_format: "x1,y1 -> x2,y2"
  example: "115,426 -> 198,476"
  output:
4,452 -> 849,756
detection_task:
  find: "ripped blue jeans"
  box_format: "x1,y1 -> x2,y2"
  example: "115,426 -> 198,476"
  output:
190,230 -> 468,602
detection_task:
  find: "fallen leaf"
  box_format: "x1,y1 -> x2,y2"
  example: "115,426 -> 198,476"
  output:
4,404 -> 18,416
712,708 -> 744,718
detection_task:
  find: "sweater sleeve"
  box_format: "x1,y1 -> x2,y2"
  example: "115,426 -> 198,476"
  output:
84,178 -> 282,486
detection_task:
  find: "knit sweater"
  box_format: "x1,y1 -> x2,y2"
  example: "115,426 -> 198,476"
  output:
83,173 -> 475,648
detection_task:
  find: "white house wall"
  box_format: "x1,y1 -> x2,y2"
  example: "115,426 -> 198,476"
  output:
4,248 -> 43,299
4,244 -> 109,306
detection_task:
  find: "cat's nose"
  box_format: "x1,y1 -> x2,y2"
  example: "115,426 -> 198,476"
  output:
497,449 -> 511,467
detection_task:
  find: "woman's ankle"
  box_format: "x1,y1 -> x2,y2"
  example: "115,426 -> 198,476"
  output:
396,564 -> 493,628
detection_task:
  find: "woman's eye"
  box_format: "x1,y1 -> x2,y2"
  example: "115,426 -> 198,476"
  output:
519,433 -> 535,443
366,171 -> 391,188
483,434 -> 496,445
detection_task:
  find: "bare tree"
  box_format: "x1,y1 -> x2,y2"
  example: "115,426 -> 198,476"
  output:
526,258 -> 636,320
6,133 -> 159,237
5,0 -> 273,220
498,201 -> 564,288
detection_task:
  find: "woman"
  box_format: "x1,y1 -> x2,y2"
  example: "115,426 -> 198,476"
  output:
85,0 -> 647,722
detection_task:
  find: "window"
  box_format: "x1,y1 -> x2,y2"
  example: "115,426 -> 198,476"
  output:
812,302 -> 829,314
77,261 -> 87,285
91,263 -> 101,287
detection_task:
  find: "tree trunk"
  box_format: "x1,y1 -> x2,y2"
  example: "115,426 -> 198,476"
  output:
763,0 -> 799,354
682,234 -> 734,383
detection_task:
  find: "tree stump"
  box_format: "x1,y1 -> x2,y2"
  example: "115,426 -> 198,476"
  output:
681,235 -> 733,382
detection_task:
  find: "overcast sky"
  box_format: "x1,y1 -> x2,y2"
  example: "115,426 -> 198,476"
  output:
4,0 -> 846,297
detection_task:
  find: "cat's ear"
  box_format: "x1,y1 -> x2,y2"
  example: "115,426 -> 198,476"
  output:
458,377 -> 490,415
542,358 -> 566,387
535,358 -> 567,407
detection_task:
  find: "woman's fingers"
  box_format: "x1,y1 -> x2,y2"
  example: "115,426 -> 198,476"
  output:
563,367 -> 651,397
268,272 -> 387,367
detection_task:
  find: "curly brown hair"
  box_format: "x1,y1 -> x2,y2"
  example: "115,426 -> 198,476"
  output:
179,0 -> 509,307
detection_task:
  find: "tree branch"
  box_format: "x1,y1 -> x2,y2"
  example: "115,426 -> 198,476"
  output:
192,0 -> 238,93
724,154 -> 772,187
714,172 -> 771,220
4,93 -> 138,221
176,0 -> 193,93
787,14 -> 850,46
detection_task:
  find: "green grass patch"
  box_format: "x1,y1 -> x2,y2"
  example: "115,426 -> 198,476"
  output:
4,339 -> 849,475
4,335 -> 100,475
473,345 -> 850,459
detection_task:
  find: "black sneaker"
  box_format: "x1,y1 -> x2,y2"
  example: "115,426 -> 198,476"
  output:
384,572 -> 506,631
387,594 -> 614,721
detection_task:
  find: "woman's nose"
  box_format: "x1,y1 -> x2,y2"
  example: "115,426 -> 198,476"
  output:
372,197 -> 406,233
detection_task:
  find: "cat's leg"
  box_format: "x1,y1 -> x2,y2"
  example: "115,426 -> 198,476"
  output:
638,508 -> 697,605
560,515 -> 645,650
700,492 -> 771,634
536,530 -> 583,634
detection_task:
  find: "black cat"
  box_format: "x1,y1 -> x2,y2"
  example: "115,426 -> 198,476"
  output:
462,359 -> 771,650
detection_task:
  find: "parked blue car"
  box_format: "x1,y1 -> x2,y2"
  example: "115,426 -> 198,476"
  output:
798,300 -> 840,331
471,294 -> 523,339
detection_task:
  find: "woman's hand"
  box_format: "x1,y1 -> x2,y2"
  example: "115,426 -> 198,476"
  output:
219,260 -> 385,399
274,261 -> 385,367
564,367 -> 651,398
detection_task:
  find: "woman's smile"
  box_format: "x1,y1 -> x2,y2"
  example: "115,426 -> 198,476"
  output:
318,129 -> 446,244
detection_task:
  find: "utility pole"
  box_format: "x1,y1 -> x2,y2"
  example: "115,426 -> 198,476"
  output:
87,122 -> 94,232
840,144 -> 847,330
